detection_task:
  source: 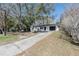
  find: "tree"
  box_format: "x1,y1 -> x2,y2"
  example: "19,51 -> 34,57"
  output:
60,4 -> 79,43
10,3 -> 23,32
23,4 -> 54,31
35,3 -> 54,24
0,4 -> 11,36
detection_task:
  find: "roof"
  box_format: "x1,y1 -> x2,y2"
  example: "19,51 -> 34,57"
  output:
33,24 -> 56,27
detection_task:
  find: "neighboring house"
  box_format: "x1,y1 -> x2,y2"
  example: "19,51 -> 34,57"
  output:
30,16 -> 59,32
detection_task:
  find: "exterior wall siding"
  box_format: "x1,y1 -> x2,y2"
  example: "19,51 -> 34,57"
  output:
30,25 -> 58,32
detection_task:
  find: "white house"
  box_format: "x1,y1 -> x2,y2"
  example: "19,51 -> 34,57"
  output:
30,24 -> 59,32
30,16 -> 59,32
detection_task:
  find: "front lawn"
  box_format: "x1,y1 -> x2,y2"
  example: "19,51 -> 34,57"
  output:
0,35 -> 17,41
0,34 -> 17,45
0,32 -> 36,45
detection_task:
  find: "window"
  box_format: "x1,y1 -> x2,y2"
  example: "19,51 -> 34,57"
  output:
40,27 -> 43,29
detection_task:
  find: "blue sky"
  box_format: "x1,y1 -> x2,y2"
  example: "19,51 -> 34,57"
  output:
54,3 -> 66,22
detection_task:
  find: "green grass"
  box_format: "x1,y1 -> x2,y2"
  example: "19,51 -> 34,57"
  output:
0,34 -> 17,42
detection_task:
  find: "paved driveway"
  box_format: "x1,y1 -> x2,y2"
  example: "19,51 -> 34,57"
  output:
0,32 -> 52,56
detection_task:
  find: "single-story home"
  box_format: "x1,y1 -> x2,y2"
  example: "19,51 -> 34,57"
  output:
30,24 -> 59,32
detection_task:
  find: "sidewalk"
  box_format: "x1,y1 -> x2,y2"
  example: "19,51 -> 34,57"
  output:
0,32 -> 52,56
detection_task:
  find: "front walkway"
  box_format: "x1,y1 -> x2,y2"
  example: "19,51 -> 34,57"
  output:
0,32 -> 52,56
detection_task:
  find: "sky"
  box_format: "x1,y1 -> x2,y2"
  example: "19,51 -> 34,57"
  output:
54,3 -> 66,22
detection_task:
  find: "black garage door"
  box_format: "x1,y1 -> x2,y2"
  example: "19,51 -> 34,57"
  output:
50,26 -> 56,31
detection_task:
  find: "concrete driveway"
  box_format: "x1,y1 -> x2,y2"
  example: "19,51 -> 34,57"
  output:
0,32 -> 52,56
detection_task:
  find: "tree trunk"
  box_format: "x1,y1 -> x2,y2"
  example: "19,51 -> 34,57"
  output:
4,10 -> 7,36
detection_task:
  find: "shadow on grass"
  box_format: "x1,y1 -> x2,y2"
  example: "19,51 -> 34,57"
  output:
70,41 -> 79,46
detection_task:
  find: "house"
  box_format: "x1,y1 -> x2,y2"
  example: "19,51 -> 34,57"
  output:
30,24 -> 59,32
30,16 -> 59,32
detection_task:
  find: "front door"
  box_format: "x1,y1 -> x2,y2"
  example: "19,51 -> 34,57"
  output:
44,27 -> 46,31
